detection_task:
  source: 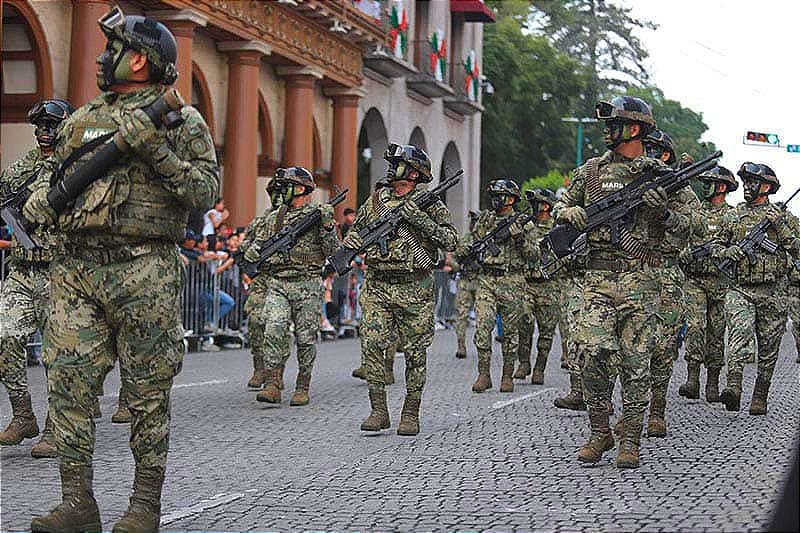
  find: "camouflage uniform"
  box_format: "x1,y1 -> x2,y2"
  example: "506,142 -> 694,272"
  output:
712,202 -> 800,410
555,150 -> 692,464
788,265 -> 800,361
32,85 -> 217,498
239,213 -> 272,387
453,269 -> 479,357
248,203 -> 339,404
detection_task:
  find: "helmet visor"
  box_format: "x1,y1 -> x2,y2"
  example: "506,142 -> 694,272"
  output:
595,101 -> 615,121
99,7 -> 125,34
738,162 -> 761,178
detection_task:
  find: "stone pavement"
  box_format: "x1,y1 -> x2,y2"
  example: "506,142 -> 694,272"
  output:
1,326 -> 798,532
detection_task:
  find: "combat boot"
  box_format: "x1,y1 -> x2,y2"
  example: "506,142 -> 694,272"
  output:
360,388 -> 390,431
530,353 -> 547,385
289,370 -> 312,406
471,358 -> 493,393
678,362 -> 701,399
256,367 -> 283,404
112,388 -> 132,424
554,372 -> 586,410
577,410 -> 614,464
499,362 -> 515,393
385,356 -> 395,385
30,461 -> 101,533
276,364 -> 285,390
92,396 -> 102,419
247,355 -> 267,389
455,339 -> 467,359
720,371 -> 742,412
31,414 -> 58,459
616,414 -> 643,469
705,367 -> 722,403
513,360 -> 531,380
613,417 -> 624,437
647,395 -> 667,438
0,392 -> 39,445
112,467 -> 164,533
351,366 -> 367,380
397,393 -> 421,436
748,374 -> 769,415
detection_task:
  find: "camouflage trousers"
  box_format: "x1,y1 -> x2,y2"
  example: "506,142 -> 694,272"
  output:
0,263 -> 49,398
244,277 -> 269,364
786,284 -> 800,355
725,282 -> 788,385
455,276 -> 478,353
44,244 -> 184,468
562,275 -> 585,372
474,273 -> 526,364
518,278 -> 561,363
577,269 -> 661,417
260,277 -> 320,371
683,274 -> 728,369
649,265 -> 686,398
360,274 -> 434,393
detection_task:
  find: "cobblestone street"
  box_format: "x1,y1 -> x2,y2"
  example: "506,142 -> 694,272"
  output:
2,327 -> 798,532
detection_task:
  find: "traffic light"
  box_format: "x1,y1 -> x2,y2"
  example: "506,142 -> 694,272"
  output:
744,131 -> 781,146
788,145 -> 800,153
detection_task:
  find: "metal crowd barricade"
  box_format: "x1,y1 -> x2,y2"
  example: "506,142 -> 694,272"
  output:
181,258 -> 247,341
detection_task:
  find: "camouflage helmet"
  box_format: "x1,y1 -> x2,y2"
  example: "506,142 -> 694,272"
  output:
526,187 -> 557,207
737,162 -> 779,194
644,130 -> 676,165
487,179 -> 521,199
699,165 -> 738,192
384,143 -> 433,183
595,96 -> 657,129
98,6 -> 178,85
272,166 -> 316,191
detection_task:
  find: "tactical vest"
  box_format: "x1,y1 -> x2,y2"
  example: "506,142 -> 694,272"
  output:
524,217 -> 554,279
726,203 -> 791,284
257,203 -> 331,278
687,201 -> 730,276
472,209 -> 528,272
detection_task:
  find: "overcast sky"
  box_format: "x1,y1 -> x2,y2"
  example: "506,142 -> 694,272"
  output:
628,0 -> 800,208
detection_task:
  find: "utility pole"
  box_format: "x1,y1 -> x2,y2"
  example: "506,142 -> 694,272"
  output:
562,117 -> 599,167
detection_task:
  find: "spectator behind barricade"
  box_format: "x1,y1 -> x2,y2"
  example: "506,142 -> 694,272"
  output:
180,230 -> 201,264
321,271 -> 338,339
340,207 -> 356,237
202,197 -> 229,236
195,233 -> 235,330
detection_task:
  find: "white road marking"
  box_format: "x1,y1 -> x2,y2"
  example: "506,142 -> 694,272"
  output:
160,491 -> 245,525
490,388 -> 555,410
104,379 -> 229,399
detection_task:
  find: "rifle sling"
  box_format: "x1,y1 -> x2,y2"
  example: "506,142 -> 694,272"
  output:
372,191 -> 435,270
56,132 -> 115,182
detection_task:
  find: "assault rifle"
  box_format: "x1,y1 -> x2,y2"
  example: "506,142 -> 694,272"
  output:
324,169 -> 463,276
1,172 -> 43,250
716,186 -> 800,280
238,188 -> 349,279
539,150 -> 722,275
457,191 -> 539,269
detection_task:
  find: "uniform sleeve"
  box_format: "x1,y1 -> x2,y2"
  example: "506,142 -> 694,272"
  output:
710,210 -> 735,258
778,211 -> 800,259
420,200 -> 457,252
319,215 -> 341,257
664,185 -> 703,240
350,201 -> 370,234
520,220 -> 541,263
553,167 -> 586,215
238,216 -> 264,256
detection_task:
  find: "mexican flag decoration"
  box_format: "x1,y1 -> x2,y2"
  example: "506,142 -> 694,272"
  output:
464,50 -> 480,101
429,29 -> 447,81
389,0 -> 408,59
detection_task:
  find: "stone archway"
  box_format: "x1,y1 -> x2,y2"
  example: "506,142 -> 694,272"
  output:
356,107 -> 388,207
440,141 -> 465,232
408,126 -> 427,152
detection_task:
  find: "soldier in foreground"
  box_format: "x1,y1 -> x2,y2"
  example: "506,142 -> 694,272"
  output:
554,96 -> 691,468
0,99 -> 73,459
343,144 -> 457,435
712,163 -> 800,414
23,7 -> 218,532
245,167 -> 339,406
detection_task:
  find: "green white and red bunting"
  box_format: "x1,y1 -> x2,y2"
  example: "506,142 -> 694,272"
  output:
389,0 -> 408,59
464,50 -> 480,101
429,29 -> 446,81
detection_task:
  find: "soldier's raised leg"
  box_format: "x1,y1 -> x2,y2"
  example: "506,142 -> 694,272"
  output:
257,283 -> 293,405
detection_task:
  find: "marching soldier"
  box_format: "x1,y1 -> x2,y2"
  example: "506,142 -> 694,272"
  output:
554,96 -> 693,468
23,7 -> 218,532
0,99 -> 73,459
449,211 -> 481,359
245,167 -> 339,406
711,163 -> 800,414
343,144 -> 457,435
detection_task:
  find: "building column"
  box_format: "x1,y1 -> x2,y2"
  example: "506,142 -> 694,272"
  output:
324,87 -> 365,216
277,66 -> 323,171
218,41 -> 271,228
147,10 -> 208,101
68,0 -> 109,107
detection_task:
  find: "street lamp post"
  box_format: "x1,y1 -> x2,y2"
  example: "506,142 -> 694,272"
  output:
562,117 -> 599,168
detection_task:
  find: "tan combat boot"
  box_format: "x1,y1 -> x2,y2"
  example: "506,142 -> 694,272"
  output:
289,370 -> 312,406
0,392 -> 39,445
678,362 -> 701,399
554,372 -> 586,410
455,338 -> 467,359
705,367 -> 722,403
31,414 -> 58,459
499,362 -> 515,392
397,393 -> 421,436
385,354 -> 395,385
30,461 -> 101,533
112,467 -> 164,533
647,395 -> 667,438
616,414 -> 643,468
577,410 -> 615,464
749,375 -> 769,415
360,388 -> 390,431
256,367 -> 283,404
472,358 -> 493,393
613,417 -> 624,437
530,353 -> 547,385
351,366 -> 367,380
247,355 -> 267,389
720,371 -> 742,412
513,359 -> 531,380
112,388 -> 133,424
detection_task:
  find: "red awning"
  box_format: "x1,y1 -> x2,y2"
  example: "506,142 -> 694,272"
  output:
450,0 -> 496,23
